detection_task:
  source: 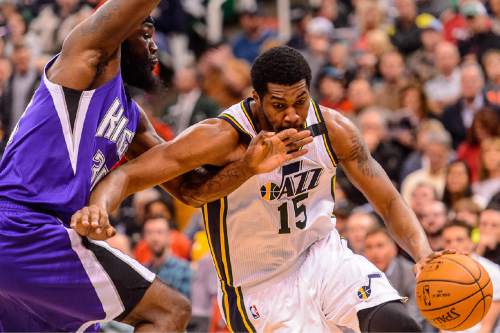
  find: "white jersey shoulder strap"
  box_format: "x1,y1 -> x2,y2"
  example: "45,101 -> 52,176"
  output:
218,99 -> 258,139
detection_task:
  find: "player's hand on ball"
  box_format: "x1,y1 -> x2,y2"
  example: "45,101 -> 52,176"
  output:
414,249 -> 457,278
70,205 -> 116,240
245,129 -> 313,174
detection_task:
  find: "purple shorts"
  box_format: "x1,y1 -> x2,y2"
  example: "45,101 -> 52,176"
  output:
0,201 -> 155,332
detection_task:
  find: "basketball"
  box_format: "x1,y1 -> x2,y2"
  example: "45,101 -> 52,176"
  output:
416,254 -> 493,331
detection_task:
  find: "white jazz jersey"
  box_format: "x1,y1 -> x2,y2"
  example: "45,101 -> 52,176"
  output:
203,98 -> 338,291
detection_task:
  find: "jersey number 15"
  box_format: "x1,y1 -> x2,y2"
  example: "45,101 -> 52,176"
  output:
278,193 -> 308,234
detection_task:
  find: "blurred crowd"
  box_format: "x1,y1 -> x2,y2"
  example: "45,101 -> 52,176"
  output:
0,0 -> 499,332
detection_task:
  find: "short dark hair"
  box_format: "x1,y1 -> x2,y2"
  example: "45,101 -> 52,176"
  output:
365,226 -> 394,243
442,219 -> 473,237
251,46 -> 311,98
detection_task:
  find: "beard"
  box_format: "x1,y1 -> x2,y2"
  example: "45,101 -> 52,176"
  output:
121,42 -> 161,94
152,245 -> 166,258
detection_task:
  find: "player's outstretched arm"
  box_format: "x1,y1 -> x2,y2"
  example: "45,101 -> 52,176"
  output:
86,119 -> 312,213
48,0 -> 160,90
163,129 -> 313,207
125,110 -> 312,207
322,107 -> 433,264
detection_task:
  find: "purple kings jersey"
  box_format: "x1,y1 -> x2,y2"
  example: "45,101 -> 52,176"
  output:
0,57 -> 140,223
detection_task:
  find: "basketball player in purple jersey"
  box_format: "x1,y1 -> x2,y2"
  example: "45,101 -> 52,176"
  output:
0,0 -> 312,331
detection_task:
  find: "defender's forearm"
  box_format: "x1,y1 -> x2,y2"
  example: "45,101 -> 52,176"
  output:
90,169 -> 131,213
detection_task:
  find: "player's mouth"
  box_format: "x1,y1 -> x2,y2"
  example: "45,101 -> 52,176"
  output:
149,57 -> 159,69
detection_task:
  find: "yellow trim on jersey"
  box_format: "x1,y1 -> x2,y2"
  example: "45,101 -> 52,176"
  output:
202,205 -> 223,281
219,198 -> 231,284
240,101 -> 257,133
220,113 -> 252,138
235,287 -> 254,332
311,101 -> 337,167
220,282 -> 233,331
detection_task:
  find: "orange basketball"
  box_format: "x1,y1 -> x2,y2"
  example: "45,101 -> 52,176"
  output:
415,254 -> 493,331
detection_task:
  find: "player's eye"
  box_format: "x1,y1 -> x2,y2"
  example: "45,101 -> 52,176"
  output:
273,104 -> 286,110
295,99 -> 306,106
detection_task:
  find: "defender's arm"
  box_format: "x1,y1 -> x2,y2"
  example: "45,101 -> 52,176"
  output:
91,118 -> 241,213
125,111 -> 312,207
323,108 -> 432,263
48,0 -> 159,90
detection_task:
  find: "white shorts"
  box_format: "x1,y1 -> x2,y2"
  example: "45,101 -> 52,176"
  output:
218,230 -> 401,333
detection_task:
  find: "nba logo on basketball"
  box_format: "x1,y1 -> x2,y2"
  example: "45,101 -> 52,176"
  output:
249,305 -> 260,319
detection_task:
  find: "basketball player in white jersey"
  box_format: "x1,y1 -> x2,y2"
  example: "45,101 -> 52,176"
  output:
72,46 -> 439,332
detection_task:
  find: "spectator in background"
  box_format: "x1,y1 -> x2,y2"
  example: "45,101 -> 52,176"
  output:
441,220 -> 500,333
346,78 -> 375,114
287,5 -> 311,51
28,0 -> 92,57
476,204 -> 500,263
353,0 -> 385,53
458,1 -> 500,62
145,198 -> 192,261
325,42 -> 356,83
391,83 -> 431,154
345,212 -> 379,254
198,43 -> 251,109
474,137 -> 500,207
452,198 -> 482,231
134,197 -> 192,264
408,13 -> 443,82
143,215 -> 192,299
401,129 -> 453,202
442,160 -> 474,210
232,6 -> 276,64
162,66 -> 220,135
419,200 -> 448,251
457,108 -> 500,182
389,0 -> 421,55
364,227 -> 423,326
316,66 -> 350,112
400,119 -> 446,183
374,50 -> 408,111
441,62 -> 485,149
483,50 -> 500,110
6,42 -> 39,133
189,254 -> 218,332
409,182 -> 439,218
358,107 -> 404,184
317,0 -> 350,29
424,41 -> 461,115
301,16 -> 334,92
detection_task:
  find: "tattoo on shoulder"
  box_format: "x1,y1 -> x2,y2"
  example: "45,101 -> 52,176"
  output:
344,132 -> 382,178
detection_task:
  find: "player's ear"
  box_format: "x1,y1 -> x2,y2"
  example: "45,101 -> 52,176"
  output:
252,90 -> 261,106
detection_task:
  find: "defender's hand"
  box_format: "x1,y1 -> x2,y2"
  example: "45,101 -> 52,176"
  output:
244,129 -> 313,174
414,249 -> 458,279
70,205 -> 116,241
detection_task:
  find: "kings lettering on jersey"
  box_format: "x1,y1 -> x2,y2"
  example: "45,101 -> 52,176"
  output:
260,161 -> 323,201
96,98 -> 134,156
91,98 -> 134,189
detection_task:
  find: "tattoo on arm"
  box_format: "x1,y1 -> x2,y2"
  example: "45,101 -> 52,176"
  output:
179,160 -> 252,206
341,132 -> 382,178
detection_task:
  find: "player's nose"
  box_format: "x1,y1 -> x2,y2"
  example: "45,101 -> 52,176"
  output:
149,39 -> 158,55
283,108 -> 300,123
